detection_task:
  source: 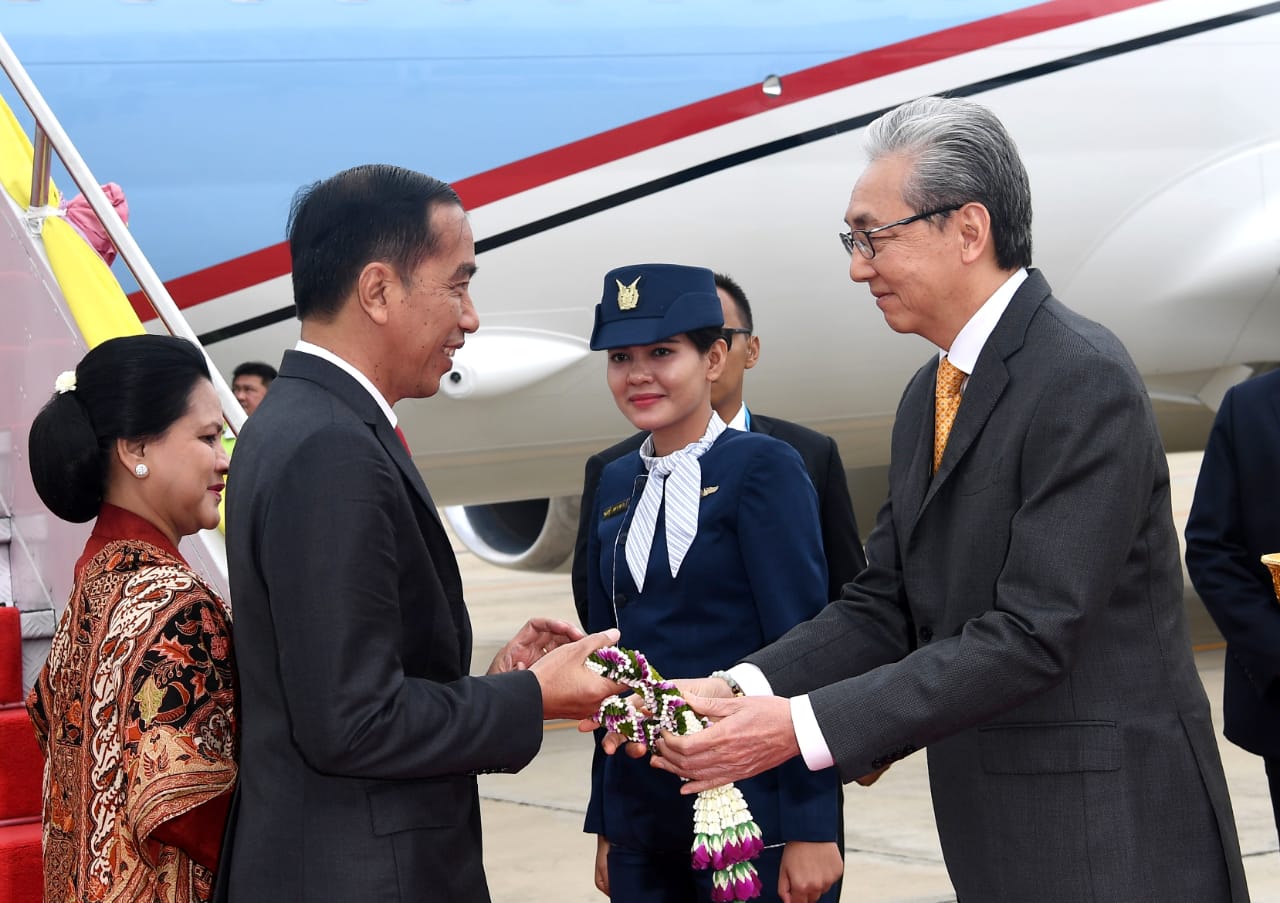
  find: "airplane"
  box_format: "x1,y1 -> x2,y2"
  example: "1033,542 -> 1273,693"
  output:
3,0 -> 1279,575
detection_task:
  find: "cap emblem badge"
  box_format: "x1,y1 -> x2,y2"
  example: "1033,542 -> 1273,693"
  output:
616,276 -> 641,311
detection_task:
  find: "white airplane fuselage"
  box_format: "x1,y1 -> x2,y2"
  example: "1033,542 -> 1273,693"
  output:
4,0 -> 1278,569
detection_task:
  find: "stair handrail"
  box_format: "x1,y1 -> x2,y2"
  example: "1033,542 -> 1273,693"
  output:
0,31 -> 246,438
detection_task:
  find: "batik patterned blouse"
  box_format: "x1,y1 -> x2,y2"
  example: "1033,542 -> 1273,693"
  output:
28,504 -> 237,903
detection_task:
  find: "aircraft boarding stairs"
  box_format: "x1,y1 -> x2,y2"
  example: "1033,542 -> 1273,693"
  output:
0,32 -> 244,902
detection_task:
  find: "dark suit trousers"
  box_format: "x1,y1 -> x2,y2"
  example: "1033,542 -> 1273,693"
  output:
1267,756 -> 1280,841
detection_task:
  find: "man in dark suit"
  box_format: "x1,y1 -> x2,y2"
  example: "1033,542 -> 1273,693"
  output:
222,165 -> 621,903
571,272 -> 865,626
633,96 -> 1248,901
1186,368 -> 1280,840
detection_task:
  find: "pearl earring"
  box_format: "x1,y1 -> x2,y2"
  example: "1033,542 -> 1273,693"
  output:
134,463 -> 149,478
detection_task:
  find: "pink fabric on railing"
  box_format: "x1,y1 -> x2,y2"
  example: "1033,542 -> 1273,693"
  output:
59,182 -> 128,265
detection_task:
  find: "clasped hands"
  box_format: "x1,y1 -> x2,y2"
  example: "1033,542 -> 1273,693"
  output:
578,675 -> 801,793
487,618 -> 626,721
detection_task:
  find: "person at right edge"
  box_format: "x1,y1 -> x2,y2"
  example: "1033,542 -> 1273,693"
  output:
622,96 -> 1249,902
1186,367 -> 1280,842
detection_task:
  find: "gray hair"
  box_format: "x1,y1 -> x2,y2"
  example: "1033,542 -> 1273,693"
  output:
865,96 -> 1032,270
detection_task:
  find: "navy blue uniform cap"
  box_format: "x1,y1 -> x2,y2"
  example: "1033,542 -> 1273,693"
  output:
589,263 -> 723,350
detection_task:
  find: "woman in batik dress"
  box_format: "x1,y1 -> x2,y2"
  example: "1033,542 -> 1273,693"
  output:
26,334 -> 236,903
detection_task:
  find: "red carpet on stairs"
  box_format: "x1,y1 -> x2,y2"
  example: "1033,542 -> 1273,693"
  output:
0,606 -> 43,903
0,819 -> 41,903
0,607 -> 20,703
0,705 -> 41,820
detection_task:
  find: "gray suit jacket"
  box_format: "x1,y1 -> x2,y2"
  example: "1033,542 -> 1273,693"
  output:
221,351 -> 543,902
748,271 -> 1247,902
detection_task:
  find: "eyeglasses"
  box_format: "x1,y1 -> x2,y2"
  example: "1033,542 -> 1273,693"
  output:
839,204 -> 962,259
722,327 -> 752,348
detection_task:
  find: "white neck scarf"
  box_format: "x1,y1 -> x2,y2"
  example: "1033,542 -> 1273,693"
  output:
625,413 -> 726,592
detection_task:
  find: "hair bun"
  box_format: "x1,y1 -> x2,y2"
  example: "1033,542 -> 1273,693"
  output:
28,389 -> 104,523
27,335 -> 212,525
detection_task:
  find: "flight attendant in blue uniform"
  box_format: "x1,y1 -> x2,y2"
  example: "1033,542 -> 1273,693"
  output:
582,264 -> 842,903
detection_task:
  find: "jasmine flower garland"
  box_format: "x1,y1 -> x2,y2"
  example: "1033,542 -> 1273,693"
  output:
587,646 -> 764,902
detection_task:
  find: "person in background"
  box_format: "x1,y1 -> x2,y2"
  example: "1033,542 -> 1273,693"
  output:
231,361 -> 277,417
27,334 -> 237,903
1185,368 -> 1280,841
572,271 -> 865,626
220,164 -> 622,903
626,95 -> 1248,903
583,263 -> 842,903
219,363 -> 277,527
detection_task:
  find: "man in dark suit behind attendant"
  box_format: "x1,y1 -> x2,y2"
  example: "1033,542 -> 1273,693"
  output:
221,164 -> 622,903
1186,368 -> 1280,840
572,272 -> 866,626
630,95 -> 1248,902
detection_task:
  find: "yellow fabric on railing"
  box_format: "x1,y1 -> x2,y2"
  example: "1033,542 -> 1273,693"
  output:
2,95 -> 141,348
3,98 -> 228,541
0,97 -> 58,208
41,215 -> 144,347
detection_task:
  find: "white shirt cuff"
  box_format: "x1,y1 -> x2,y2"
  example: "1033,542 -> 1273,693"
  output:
727,665 -> 835,771
726,663 -> 772,697
790,694 -> 835,771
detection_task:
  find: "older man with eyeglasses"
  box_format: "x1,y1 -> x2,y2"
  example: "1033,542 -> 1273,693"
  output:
610,95 -> 1249,903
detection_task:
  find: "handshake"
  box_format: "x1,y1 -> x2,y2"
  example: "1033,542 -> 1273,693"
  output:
485,618 -> 626,721
490,627 -> 888,791
483,622 -> 752,783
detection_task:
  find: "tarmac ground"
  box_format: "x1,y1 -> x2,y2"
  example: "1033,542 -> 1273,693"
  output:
462,451 -> 1280,902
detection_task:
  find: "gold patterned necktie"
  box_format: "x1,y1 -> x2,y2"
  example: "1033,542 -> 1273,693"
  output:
934,357 -> 966,473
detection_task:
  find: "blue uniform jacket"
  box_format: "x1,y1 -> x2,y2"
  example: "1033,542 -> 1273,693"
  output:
583,428 -> 841,851
1186,368 -> 1280,757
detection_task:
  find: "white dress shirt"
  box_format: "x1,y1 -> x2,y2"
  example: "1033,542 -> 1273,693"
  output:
724,403 -> 749,432
730,268 -> 1029,771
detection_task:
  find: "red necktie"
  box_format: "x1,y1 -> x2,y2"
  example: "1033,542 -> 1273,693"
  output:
394,425 -> 411,455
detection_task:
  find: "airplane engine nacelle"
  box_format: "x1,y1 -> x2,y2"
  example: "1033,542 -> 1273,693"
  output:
443,496 -> 581,573
439,329 -> 589,401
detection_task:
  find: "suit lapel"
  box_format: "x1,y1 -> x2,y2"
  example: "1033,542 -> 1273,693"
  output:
913,270 -> 1052,520
279,351 -> 445,531
899,368 -> 936,538
922,356 -> 1011,510
373,419 -> 446,531
281,351 -> 471,669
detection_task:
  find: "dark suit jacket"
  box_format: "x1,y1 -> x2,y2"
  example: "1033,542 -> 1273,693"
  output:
746,271 -> 1247,902
582,429 -> 841,856
571,412 -> 865,626
1186,368 -> 1280,757
221,351 -> 544,903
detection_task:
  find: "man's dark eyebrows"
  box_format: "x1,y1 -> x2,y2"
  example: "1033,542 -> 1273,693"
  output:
453,263 -> 478,280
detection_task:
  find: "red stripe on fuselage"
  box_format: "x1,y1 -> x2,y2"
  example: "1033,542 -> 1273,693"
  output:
132,0 -> 1159,319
